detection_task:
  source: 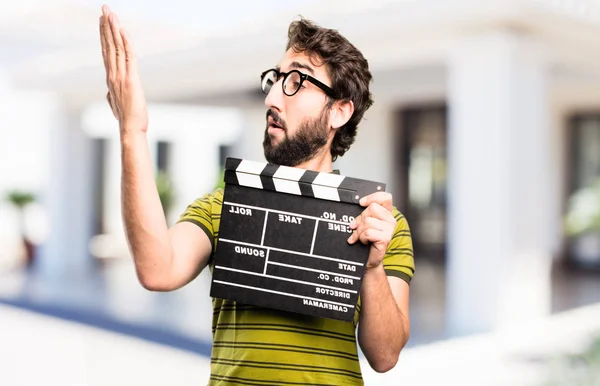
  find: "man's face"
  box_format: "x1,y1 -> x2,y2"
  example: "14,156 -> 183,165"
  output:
263,49 -> 333,167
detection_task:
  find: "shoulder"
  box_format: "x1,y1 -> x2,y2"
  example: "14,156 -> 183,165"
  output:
178,189 -> 224,223
188,188 -> 224,207
391,207 -> 410,230
210,188 -> 224,205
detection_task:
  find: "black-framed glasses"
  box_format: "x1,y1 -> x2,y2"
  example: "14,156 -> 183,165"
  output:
260,68 -> 337,98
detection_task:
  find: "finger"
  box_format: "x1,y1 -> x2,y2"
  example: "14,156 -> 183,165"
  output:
347,215 -> 364,243
349,212 -> 394,243
349,201 -> 393,237
359,192 -> 393,211
349,227 -> 383,246
349,203 -> 383,230
121,28 -> 137,74
351,217 -> 389,242
361,216 -> 390,232
108,13 -> 126,76
349,213 -> 361,230
358,228 -> 392,247
99,16 -> 109,71
349,205 -> 372,230
347,229 -> 359,244
366,202 -> 396,223
106,92 -> 118,118
102,11 -> 116,84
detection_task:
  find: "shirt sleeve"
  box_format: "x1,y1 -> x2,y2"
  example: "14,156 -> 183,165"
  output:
383,208 -> 415,284
176,189 -> 223,255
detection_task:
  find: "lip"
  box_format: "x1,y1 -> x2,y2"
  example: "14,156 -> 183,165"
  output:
268,125 -> 285,135
267,115 -> 285,135
268,116 -> 284,129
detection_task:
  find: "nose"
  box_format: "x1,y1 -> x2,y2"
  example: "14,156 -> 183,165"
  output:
264,77 -> 285,112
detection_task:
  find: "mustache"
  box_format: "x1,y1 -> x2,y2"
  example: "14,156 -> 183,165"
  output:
266,109 -> 287,131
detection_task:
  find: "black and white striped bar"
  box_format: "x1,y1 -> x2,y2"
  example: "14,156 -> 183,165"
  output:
223,157 -> 386,204
210,157 -> 386,322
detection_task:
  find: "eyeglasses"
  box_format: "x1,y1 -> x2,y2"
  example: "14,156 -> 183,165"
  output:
260,68 -> 336,98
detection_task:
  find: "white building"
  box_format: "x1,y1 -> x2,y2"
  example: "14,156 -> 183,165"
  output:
2,0 -> 600,338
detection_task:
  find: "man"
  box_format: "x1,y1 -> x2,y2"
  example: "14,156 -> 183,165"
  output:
99,4 -> 414,385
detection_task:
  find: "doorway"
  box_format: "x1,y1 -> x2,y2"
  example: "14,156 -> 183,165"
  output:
396,105 -> 448,261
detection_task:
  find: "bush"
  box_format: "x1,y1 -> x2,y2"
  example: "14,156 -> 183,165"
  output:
565,178 -> 600,237
542,334 -> 600,386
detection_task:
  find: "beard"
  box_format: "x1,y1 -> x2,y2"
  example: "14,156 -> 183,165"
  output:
263,108 -> 329,167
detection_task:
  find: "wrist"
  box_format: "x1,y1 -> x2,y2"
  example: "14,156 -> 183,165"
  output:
360,264 -> 386,296
120,120 -> 148,136
120,128 -> 147,146
364,262 -> 385,275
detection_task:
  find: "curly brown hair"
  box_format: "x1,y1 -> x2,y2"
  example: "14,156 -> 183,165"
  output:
286,18 -> 374,161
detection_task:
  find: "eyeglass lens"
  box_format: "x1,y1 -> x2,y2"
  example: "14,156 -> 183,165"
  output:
261,70 -> 302,96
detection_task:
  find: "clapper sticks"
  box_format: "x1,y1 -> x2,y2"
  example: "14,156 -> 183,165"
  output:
210,158 -> 386,322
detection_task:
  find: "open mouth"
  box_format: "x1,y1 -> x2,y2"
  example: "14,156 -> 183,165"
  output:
268,117 -> 285,133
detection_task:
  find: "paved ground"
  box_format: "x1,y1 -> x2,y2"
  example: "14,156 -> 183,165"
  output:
2,255 -> 600,385
2,301 -> 599,386
0,305 -> 211,386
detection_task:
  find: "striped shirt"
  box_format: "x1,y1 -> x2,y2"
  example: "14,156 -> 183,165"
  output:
178,188 -> 414,385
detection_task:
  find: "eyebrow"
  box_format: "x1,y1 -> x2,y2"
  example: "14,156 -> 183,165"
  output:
277,61 -> 315,75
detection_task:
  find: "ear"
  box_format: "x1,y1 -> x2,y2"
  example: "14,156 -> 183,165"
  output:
329,99 -> 354,130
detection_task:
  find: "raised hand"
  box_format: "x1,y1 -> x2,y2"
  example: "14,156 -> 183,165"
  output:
347,192 -> 396,269
99,5 -> 148,133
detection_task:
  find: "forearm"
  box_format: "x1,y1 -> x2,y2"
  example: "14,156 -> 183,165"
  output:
358,264 -> 409,372
120,130 -> 173,288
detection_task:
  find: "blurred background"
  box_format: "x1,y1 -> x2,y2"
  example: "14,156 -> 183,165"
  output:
1,0 -> 600,385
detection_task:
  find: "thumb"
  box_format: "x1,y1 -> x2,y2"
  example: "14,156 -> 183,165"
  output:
106,91 -> 119,119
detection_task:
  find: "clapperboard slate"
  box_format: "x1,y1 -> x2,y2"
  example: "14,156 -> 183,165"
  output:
209,157 -> 385,322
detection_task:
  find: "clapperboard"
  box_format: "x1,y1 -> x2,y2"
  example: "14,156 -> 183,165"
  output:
209,157 -> 385,322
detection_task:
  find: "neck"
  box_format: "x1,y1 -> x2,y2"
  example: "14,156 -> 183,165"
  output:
294,147 -> 333,172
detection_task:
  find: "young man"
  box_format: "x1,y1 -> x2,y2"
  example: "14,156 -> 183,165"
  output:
99,4 -> 414,385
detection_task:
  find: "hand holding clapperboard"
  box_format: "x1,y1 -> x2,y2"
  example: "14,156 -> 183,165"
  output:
210,158 -> 385,321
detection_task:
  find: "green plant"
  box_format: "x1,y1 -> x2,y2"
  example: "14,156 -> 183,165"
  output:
542,334 -> 600,386
565,178 -> 600,237
215,168 -> 226,190
6,191 -> 35,209
5,190 -> 36,268
6,190 -> 35,232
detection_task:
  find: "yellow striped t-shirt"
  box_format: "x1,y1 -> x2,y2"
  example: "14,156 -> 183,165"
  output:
178,188 -> 414,385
